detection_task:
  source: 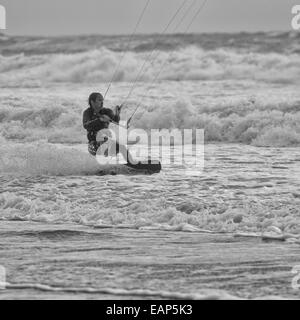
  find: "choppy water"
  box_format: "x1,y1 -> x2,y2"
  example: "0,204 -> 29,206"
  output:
0,144 -> 300,299
1,144 -> 300,235
1,222 -> 299,300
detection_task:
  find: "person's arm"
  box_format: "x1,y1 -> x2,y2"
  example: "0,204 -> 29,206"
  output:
103,108 -> 120,124
83,110 -> 102,131
113,106 -> 122,123
113,112 -> 120,124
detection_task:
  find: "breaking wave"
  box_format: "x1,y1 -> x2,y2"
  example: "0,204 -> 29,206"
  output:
0,96 -> 299,147
0,190 -> 299,240
0,47 -> 300,87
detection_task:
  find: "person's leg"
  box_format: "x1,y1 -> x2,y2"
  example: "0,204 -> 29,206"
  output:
116,142 -> 137,165
91,140 -> 138,164
88,141 -> 109,157
88,141 -> 98,156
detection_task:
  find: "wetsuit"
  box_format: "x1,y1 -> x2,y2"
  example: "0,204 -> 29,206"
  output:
83,107 -> 120,156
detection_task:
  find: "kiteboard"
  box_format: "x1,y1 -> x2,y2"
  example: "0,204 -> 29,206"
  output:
97,160 -> 162,176
95,130 -> 161,175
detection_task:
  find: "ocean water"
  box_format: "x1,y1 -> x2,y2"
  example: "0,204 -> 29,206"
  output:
0,33 -> 300,299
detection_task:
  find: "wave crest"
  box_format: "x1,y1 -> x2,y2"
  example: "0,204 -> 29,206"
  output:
1,47 -> 300,87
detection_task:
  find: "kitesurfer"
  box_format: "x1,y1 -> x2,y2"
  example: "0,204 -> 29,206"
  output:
83,92 -> 136,164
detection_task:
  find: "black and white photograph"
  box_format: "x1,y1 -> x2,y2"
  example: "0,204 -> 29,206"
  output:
0,0 -> 299,303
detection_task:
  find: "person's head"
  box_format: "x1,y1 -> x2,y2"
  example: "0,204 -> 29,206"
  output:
88,92 -> 104,113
